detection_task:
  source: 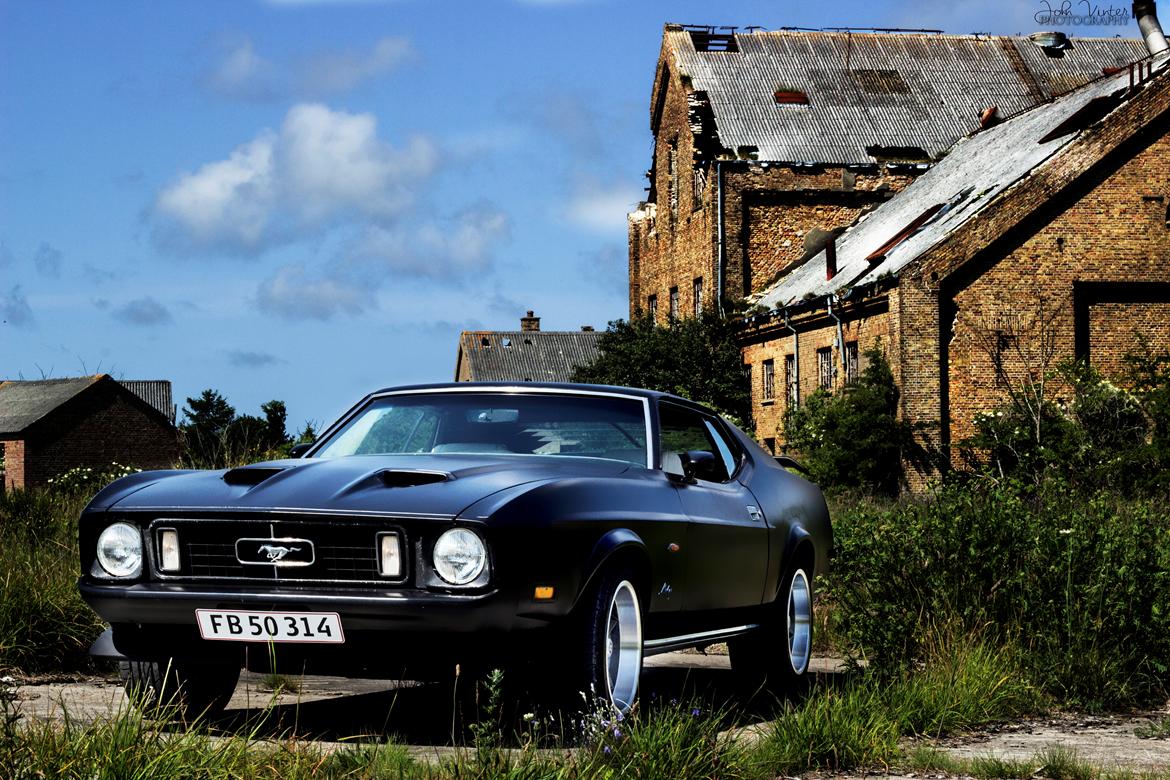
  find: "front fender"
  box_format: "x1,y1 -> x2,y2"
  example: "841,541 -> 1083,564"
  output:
573,528 -> 650,611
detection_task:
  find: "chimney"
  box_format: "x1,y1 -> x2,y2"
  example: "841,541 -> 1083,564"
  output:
825,237 -> 838,281
1134,1 -> 1170,56
520,310 -> 541,332
581,325 -> 595,332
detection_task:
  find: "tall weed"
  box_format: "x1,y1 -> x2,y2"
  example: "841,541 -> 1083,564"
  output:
826,484 -> 1170,708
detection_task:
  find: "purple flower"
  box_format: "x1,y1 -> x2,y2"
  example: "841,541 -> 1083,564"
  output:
613,727 -> 622,738
615,711 -> 624,722
691,708 -> 701,717
604,746 -> 612,755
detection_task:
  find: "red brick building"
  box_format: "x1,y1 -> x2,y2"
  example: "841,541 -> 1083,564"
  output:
628,20 -> 1170,483
455,311 -> 603,383
0,375 -> 179,491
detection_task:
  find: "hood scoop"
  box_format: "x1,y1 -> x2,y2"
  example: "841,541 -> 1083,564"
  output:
380,469 -> 451,488
223,466 -> 285,486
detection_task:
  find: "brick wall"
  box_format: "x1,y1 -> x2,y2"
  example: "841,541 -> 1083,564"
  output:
1,438 -> 26,492
22,379 -> 178,487
741,301 -> 892,449
628,41 -> 918,319
1088,302 -> 1170,383
945,127 -> 1170,446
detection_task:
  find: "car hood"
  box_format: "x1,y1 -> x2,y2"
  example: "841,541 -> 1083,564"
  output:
99,454 -> 636,518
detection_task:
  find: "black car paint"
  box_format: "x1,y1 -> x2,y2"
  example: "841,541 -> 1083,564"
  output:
78,383 -> 831,671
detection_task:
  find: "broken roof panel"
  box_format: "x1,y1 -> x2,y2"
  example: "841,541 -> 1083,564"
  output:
458,331 -> 603,383
668,29 -> 1147,164
753,56 -> 1168,310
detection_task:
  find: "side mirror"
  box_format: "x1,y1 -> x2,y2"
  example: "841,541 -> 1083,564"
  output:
289,442 -> 314,458
680,450 -> 719,483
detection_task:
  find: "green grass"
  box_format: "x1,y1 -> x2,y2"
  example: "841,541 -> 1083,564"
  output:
1135,715 -> 1170,740
0,489 -> 104,674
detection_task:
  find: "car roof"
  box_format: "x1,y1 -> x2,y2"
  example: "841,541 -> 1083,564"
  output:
367,382 -> 695,407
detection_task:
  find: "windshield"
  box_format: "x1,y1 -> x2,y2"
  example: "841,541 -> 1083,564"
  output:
313,392 -> 649,467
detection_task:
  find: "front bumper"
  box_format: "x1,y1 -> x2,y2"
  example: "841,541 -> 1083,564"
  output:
78,579 -> 547,634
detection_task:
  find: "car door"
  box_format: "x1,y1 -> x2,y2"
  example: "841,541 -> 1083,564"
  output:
657,401 -> 769,611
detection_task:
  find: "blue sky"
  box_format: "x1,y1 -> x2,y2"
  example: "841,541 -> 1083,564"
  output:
0,0 -> 1144,432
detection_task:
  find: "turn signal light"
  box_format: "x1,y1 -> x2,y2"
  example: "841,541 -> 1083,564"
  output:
534,586 -> 555,600
379,532 -> 403,578
159,529 -> 180,572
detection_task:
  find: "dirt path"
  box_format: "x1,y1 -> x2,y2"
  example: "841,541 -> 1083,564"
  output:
7,657 -> 1170,772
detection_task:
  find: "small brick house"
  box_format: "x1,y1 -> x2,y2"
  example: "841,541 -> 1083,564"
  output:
627,22 -> 1170,484
455,311 -> 603,383
0,375 -> 179,491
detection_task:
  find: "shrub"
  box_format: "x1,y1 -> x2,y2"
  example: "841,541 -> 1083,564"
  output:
782,346 -> 921,496
825,485 -> 1170,709
0,489 -> 104,673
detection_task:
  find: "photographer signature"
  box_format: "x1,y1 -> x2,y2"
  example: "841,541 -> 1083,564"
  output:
1035,0 -> 1129,24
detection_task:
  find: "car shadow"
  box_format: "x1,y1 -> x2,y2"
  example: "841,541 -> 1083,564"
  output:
198,657 -> 855,747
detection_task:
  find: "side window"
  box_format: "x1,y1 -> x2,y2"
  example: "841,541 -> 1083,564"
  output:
658,402 -> 730,482
703,419 -> 738,478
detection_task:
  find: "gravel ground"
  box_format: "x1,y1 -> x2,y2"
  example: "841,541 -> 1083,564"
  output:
7,655 -> 1169,772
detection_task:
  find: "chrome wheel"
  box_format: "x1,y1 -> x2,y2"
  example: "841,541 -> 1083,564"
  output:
604,579 -> 642,712
787,568 -> 812,675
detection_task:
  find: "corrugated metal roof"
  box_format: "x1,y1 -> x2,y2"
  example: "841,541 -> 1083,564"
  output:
458,331 -> 603,383
0,377 -> 102,435
118,380 -> 175,424
752,56 -> 1169,310
670,29 -> 1147,164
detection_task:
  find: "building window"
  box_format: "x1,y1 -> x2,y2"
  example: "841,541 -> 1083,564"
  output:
764,437 -> 776,454
743,363 -> 752,393
692,163 -> 707,211
817,347 -> 834,391
785,354 -> 798,408
668,139 -> 679,217
762,359 -> 775,402
693,277 -> 704,315
844,341 -> 859,383
993,332 -> 1016,385
647,294 -> 658,321
669,287 -> 679,321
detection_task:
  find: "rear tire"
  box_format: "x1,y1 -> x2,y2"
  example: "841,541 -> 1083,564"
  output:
729,566 -> 813,694
574,567 -> 643,713
120,658 -> 240,719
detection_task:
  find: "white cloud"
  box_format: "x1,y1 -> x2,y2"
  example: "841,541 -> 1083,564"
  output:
566,184 -> 643,234
204,34 -> 412,100
1,286 -> 33,328
349,205 -> 511,277
205,35 -> 279,99
256,262 -> 374,320
299,37 -> 414,96
152,103 -> 437,254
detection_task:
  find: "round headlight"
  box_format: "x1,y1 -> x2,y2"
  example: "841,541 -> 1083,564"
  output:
96,522 -> 143,578
432,528 -> 486,585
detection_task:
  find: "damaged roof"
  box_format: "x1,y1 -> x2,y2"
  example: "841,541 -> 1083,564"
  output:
457,331 -> 603,383
752,55 -> 1169,310
666,28 -> 1147,164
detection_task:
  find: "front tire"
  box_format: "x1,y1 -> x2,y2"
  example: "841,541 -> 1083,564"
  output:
576,568 -> 643,713
120,658 -> 240,719
730,566 -> 813,693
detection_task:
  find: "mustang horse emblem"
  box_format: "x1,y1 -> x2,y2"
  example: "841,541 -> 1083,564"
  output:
258,544 -> 301,562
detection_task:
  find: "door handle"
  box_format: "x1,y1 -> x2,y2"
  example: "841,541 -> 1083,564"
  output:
746,505 -> 765,523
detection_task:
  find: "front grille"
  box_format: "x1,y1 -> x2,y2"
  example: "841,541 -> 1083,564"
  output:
150,518 -> 402,584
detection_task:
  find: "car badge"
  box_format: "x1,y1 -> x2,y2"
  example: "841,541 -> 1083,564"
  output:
236,537 -> 315,567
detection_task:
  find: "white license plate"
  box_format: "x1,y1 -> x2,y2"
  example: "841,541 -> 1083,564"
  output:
195,609 -> 345,644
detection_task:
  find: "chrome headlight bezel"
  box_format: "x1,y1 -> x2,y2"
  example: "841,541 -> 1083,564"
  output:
432,528 -> 488,586
95,522 -> 143,578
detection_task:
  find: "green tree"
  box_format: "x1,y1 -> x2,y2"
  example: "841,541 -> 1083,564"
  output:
260,400 -> 290,450
571,313 -> 751,426
782,346 -> 917,496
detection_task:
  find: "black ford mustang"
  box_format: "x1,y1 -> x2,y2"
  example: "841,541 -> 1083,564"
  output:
78,383 -> 832,714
